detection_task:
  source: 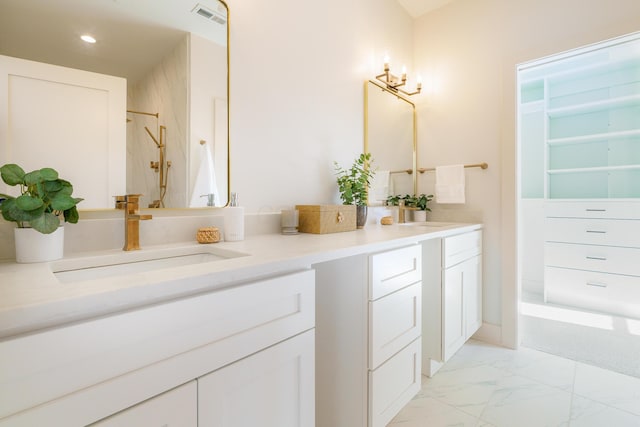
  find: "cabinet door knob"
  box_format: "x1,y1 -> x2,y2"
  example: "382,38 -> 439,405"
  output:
586,256 -> 607,261
585,209 -> 606,212
586,230 -> 607,234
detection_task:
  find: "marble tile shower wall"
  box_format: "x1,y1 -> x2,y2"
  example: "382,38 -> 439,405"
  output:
127,35 -> 188,209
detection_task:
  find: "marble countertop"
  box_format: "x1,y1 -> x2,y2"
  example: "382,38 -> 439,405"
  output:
0,221 -> 481,340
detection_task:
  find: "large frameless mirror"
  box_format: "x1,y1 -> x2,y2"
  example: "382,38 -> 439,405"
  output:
0,0 -> 229,209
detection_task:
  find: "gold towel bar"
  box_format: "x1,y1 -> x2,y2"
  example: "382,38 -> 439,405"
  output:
389,163 -> 488,175
418,162 -> 488,173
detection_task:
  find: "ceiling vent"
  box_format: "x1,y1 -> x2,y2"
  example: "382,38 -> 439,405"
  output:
192,3 -> 227,25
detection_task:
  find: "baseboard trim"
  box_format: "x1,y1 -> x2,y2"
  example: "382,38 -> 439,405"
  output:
471,322 -> 502,346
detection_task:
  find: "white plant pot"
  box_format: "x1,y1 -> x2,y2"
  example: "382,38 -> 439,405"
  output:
412,210 -> 427,222
14,226 -> 64,263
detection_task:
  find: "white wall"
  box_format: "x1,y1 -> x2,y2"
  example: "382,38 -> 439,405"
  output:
412,0 -> 640,345
227,0 -> 414,212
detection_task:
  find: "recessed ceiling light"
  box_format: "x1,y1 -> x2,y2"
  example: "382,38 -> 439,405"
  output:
80,35 -> 96,44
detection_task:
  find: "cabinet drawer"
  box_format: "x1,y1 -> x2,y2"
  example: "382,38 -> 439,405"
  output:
369,245 -> 421,300
369,283 -> 421,369
545,267 -> 640,319
369,338 -> 421,427
545,217 -> 640,248
545,201 -> 640,219
90,381 -> 197,427
443,230 -> 482,268
545,242 -> 640,276
0,270 -> 315,422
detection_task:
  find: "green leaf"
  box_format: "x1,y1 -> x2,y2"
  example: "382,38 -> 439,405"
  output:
39,168 -> 59,181
44,180 -> 63,193
0,164 -> 25,186
15,194 -> 44,211
24,170 -> 42,186
64,205 -> 80,224
51,193 -> 77,211
30,212 -> 60,234
0,198 -> 42,222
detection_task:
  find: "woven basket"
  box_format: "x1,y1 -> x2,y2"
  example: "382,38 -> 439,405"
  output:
196,227 -> 220,244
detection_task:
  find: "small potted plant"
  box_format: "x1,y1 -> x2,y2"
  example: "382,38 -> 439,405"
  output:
0,164 -> 83,262
411,193 -> 433,221
386,193 -> 433,222
334,153 -> 376,228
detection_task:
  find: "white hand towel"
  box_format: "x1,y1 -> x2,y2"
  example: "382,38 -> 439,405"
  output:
369,170 -> 390,205
189,144 -> 220,207
435,164 -> 465,204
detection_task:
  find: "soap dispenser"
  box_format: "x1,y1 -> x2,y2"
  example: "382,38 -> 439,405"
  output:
224,192 -> 244,241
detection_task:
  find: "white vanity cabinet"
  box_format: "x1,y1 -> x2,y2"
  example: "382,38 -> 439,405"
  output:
315,244 -> 422,427
0,270 -> 315,427
423,230 -> 483,377
90,381 -> 198,427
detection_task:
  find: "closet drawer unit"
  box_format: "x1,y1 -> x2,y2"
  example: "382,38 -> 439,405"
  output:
545,201 -> 640,220
545,217 -> 640,248
545,242 -> 640,276
443,230 -> 482,268
368,338 -> 421,427
369,245 -> 421,300
369,282 -> 421,369
545,267 -> 640,319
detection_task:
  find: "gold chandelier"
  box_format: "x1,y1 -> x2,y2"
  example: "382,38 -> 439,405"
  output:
375,56 -> 421,96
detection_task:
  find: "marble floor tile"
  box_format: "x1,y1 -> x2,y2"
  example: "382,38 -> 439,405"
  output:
421,364 -> 508,417
387,396 -> 480,427
479,374 -> 572,427
389,340 -> 640,427
573,362 -> 640,416
569,395 -> 640,427
493,346 -> 577,392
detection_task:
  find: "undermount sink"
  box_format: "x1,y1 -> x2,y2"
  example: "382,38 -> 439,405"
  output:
51,246 -> 248,283
400,221 -> 459,227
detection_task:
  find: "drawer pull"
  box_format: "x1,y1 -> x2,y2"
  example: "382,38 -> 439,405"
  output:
586,209 -> 606,212
586,282 -> 607,288
586,256 -> 607,261
586,230 -> 606,234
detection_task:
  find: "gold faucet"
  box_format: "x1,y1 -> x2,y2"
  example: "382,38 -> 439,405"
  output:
397,199 -> 416,224
115,194 -> 152,251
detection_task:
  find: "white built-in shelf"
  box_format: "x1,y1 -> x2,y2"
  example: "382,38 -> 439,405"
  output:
547,129 -> 640,146
547,164 -> 640,175
547,94 -> 640,118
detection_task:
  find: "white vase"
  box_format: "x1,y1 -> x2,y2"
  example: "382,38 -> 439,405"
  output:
14,227 -> 64,263
412,210 -> 427,222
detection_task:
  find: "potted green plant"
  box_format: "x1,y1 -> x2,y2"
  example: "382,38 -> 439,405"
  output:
386,193 -> 433,222
334,153 -> 376,228
0,164 -> 83,262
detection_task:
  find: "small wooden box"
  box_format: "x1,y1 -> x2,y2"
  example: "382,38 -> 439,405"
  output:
295,205 -> 356,234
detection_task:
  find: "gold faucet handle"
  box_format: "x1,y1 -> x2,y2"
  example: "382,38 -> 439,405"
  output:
114,195 -> 127,209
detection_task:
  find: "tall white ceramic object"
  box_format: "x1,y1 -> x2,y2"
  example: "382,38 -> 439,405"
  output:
14,227 -> 64,263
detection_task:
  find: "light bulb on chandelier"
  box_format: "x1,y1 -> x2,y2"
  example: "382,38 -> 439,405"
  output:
375,56 -> 421,96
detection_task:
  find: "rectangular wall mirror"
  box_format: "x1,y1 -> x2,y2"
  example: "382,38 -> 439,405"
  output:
0,0 -> 229,209
364,80 -> 417,205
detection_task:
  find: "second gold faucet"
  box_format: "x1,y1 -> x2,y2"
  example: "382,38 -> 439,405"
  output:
115,194 -> 152,251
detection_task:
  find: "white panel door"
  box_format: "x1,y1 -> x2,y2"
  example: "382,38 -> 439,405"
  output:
198,329 -> 315,427
443,264 -> 465,362
0,54 -> 126,208
463,255 -> 483,339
